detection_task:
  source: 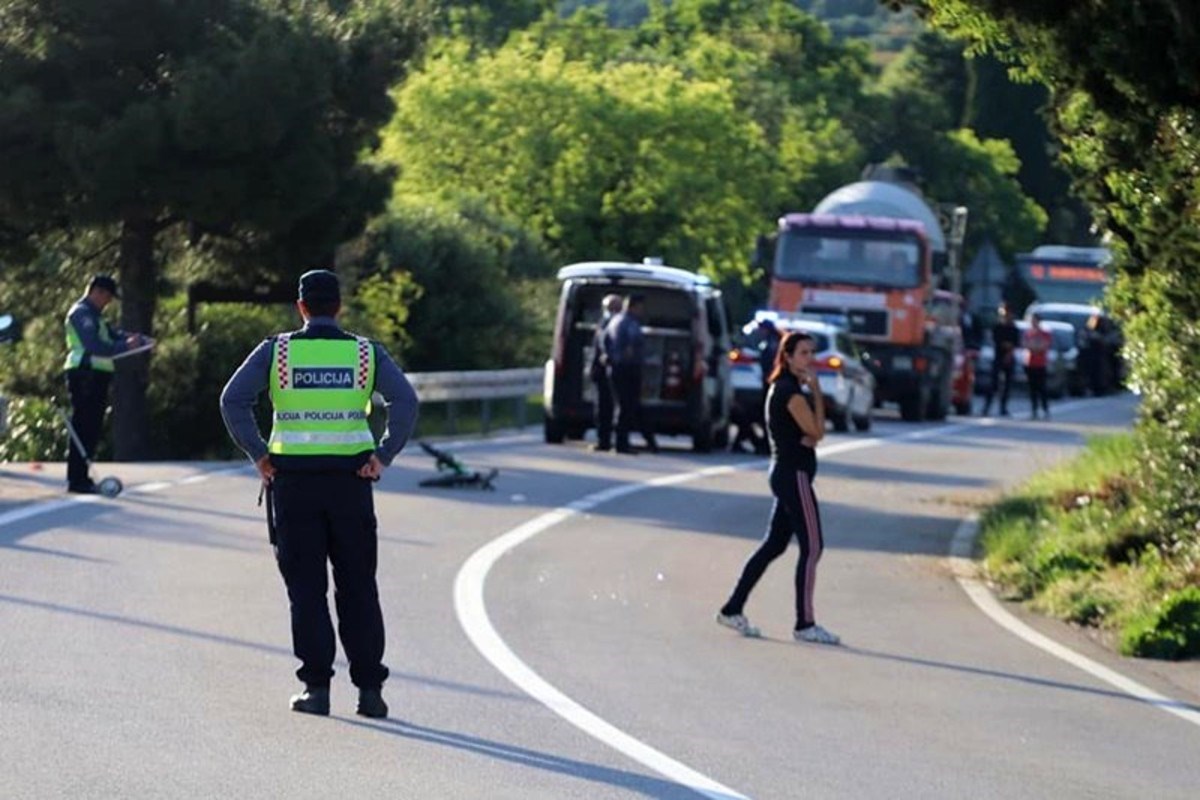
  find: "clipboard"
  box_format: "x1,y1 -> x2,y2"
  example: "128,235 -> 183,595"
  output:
112,340 -> 156,360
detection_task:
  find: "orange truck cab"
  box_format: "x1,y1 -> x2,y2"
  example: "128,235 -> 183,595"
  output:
767,212 -> 957,421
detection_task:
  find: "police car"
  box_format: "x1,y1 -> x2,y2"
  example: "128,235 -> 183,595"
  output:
729,311 -> 875,432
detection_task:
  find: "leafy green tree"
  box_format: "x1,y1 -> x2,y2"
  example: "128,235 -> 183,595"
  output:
383,40 -> 783,284
915,0 -> 1200,648
870,30 -> 1047,259
0,0 -> 430,458
352,201 -> 553,370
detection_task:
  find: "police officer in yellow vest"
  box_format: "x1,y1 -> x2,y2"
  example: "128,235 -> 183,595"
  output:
219,270 -> 418,718
63,274 -> 147,493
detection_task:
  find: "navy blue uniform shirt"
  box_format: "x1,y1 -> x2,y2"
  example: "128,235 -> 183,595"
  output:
219,317 -> 418,467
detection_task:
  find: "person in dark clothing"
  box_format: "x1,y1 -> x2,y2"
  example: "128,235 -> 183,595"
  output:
220,270 -> 419,719
604,294 -> 658,454
730,318 -> 778,454
62,274 -> 150,493
716,331 -> 840,645
590,293 -> 624,451
981,303 -> 1020,416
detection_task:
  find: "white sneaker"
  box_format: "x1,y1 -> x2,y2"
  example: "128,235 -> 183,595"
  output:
716,612 -> 761,638
794,624 -> 840,645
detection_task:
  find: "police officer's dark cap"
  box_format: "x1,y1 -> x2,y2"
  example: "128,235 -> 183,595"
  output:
89,274 -> 120,298
298,270 -> 340,304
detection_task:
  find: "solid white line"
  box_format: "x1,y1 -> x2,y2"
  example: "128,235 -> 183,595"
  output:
455,397 -> 1197,795
451,431 -> 959,799
455,465 -> 751,800
949,518 -> 1200,729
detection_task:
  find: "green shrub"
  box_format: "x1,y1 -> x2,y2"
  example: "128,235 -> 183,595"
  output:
1119,586 -> 1200,659
0,395 -> 67,462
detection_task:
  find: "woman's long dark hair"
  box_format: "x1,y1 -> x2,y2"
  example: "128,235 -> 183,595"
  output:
766,331 -> 815,384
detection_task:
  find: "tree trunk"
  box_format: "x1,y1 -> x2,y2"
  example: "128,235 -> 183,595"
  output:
112,217 -> 158,461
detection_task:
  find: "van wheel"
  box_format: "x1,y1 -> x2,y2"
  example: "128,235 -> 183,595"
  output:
853,414 -> 871,432
692,427 -> 713,453
544,417 -> 565,444
831,410 -> 849,433
565,425 -> 587,440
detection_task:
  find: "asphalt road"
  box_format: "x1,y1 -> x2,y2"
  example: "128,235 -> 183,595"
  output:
1,393 -> 1197,799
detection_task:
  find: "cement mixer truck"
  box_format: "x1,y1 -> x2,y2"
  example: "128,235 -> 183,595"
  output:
765,173 -> 968,421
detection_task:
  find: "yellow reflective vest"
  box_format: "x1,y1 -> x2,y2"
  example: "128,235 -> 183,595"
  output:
267,335 -> 376,457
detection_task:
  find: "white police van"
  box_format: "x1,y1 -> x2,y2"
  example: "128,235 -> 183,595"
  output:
543,260 -> 733,452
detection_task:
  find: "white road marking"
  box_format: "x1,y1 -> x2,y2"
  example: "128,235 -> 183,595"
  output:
455,396 -> 1197,796
949,517 -> 1200,728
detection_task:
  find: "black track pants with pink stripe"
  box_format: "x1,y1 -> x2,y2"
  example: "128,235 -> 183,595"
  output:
721,462 -> 824,630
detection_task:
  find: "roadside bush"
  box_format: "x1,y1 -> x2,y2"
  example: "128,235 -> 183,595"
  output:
354,202 -> 555,371
0,395 -> 67,462
145,295 -> 293,459
1120,586 -> 1200,660
980,432 -> 1200,660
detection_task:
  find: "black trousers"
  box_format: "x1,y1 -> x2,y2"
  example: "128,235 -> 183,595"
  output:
593,370 -> 614,448
611,363 -> 656,450
65,368 -> 111,488
722,462 -> 825,629
271,471 -> 388,689
1027,366 -> 1050,415
984,360 -> 1014,414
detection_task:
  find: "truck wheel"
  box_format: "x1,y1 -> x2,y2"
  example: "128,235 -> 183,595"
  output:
544,417 -> 565,444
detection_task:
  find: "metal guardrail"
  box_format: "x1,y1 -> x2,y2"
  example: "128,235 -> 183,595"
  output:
406,367 -> 543,402
400,366 -> 543,434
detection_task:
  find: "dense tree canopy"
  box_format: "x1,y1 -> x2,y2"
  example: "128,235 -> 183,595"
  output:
915,0 -> 1200,594
0,0 -> 430,457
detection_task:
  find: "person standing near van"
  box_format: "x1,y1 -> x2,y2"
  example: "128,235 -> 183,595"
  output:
590,294 -> 624,451
981,303 -> 1019,416
716,331 -> 840,645
604,294 -> 658,454
1023,312 -> 1053,419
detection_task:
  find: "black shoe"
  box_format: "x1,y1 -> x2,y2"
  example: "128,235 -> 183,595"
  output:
357,687 -> 388,719
289,686 -> 330,716
590,443 -> 611,452
68,482 -> 98,494
614,445 -> 637,455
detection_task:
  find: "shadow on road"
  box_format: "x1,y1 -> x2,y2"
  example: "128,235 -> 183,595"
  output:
340,717 -> 707,800
838,644 -> 1200,715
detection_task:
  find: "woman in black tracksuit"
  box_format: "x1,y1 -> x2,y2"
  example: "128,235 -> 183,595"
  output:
716,331 -> 840,645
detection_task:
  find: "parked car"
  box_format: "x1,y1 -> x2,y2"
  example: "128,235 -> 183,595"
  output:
729,311 -> 875,433
975,319 -> 1075,399
1025,301 -> 1123,394
543,260 -> 733,452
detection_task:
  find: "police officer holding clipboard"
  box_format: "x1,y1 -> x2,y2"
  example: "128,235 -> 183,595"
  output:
220,270 -> 418,718
63,274 -> 152,494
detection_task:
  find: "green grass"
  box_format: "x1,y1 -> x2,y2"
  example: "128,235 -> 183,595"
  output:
978,433 -> 1200,659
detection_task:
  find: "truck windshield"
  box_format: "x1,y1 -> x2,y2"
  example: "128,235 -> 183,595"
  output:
774,230 -> 923,289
